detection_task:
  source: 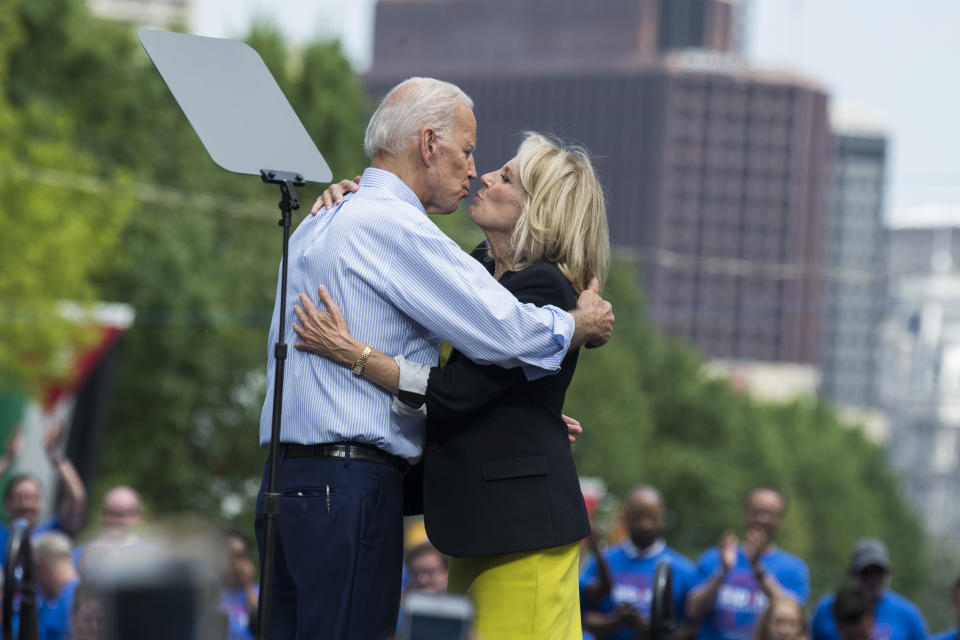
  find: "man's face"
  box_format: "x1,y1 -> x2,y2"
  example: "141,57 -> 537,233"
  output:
222,536 -> 255,588
857,565 -> 890,598
101,489 -> 142,532
407,551 -> 448,594
72,597 -> 105,640
623,489 -> 664,550
423,104 -> 477,214
6,478 -> 41,526
837,615 -> 875,640
744,489 -> 785,543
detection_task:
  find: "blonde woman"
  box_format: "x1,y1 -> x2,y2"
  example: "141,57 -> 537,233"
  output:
753,598 -> 810,640
294,132 -> 610,639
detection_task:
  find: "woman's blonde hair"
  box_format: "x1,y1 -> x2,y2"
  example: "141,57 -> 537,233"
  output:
506,133 -> 610,294
751,597 -> 809,640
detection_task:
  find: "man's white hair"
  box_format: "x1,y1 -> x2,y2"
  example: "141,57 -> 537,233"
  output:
33,530 -> 73,562
364,77 -> 473,157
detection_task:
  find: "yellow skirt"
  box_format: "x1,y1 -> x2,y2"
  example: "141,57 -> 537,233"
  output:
447,542 -> 581,640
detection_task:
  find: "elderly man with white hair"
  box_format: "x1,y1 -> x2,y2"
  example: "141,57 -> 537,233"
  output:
255,76 -> 614,639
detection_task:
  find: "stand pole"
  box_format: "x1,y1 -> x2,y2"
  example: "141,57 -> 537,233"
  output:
3,519 -> 38,640
256,169 -> 305,640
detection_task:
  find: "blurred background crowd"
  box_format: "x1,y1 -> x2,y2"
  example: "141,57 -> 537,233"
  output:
4,450 -> 958,640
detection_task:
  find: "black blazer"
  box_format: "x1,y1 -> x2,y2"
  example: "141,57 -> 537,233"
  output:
407,247 -> 591,557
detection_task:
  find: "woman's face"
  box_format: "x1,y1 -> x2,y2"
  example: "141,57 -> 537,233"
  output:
767,601 -> 803,640
468,156 -> 525,235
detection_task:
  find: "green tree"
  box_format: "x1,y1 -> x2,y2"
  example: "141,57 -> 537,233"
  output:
567,256 -> 932,609
0,0 -> 132,389
3,0 -> 368,529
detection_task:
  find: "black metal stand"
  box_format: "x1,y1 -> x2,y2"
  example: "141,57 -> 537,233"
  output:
3,520 -> 38,640
256,169 -> 305,640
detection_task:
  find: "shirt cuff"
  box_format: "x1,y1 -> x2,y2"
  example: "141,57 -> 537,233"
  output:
522,305 -> 573,381
390,355 -> 428,417
396,355 -> 430,394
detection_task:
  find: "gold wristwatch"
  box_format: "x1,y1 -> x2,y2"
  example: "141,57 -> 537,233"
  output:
352,345 -> 372,376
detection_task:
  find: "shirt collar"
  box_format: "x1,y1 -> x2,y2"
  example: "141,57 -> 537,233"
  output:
358,167 -> 426,214
623,538 -> 667,559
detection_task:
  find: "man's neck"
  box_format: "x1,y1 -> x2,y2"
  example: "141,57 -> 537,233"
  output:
371,154 -> 429,210
625,538 -> 666,559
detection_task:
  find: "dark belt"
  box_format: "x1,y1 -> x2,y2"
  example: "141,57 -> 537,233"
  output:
282,442 -> 407,472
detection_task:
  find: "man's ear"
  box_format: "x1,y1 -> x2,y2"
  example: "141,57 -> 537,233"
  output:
418,127 -> 437,167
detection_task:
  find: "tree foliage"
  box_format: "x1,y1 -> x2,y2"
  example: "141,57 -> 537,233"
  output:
2,0 -> 368,525
0,0 -> 133,389
566,259 -> 932,608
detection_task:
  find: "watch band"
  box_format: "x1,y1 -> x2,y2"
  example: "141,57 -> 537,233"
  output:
352,345 -> 372,376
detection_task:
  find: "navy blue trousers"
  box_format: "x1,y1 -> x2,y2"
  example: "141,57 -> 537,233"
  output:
255,452 -> 404,640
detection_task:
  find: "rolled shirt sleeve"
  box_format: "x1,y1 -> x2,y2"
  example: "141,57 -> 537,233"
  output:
392,355 -> 429,416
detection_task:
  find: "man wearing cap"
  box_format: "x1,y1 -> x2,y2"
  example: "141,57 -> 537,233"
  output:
811,538 -> 928,640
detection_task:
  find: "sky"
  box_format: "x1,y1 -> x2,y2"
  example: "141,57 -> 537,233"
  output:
193,0 -> 960,224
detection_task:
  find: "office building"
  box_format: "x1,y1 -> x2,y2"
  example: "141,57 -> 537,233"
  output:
366,0 -> 829,364
820,111 -> 888,409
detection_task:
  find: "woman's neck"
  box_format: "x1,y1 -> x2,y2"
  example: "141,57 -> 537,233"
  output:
484,230 -> 514,279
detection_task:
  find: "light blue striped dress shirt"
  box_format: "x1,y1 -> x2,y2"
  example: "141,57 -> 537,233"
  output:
258,168 -> 574,462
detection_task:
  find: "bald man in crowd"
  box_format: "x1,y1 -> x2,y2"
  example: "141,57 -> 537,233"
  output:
580,486 -> 698,640
74,485 -> 158,575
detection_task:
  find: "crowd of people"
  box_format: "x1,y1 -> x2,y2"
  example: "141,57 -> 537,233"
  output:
0,423 -> 260,640
576,484 -> 957,640
380,483 -> 959,640
392,484 -> 959,640
6,454 -> 958,640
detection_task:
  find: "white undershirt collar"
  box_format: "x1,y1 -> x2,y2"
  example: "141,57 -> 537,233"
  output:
624,538 -> 667,559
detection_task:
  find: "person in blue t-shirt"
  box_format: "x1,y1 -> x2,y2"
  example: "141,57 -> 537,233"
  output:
831,584 -> 879,640
219,528 -> 259,640
687,486 -> 809,640
811,538 -> 927,640
932,576 -> 959,640
34,530 -> 81,640
0,422 -> 88,565
580,485 -> 698,640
